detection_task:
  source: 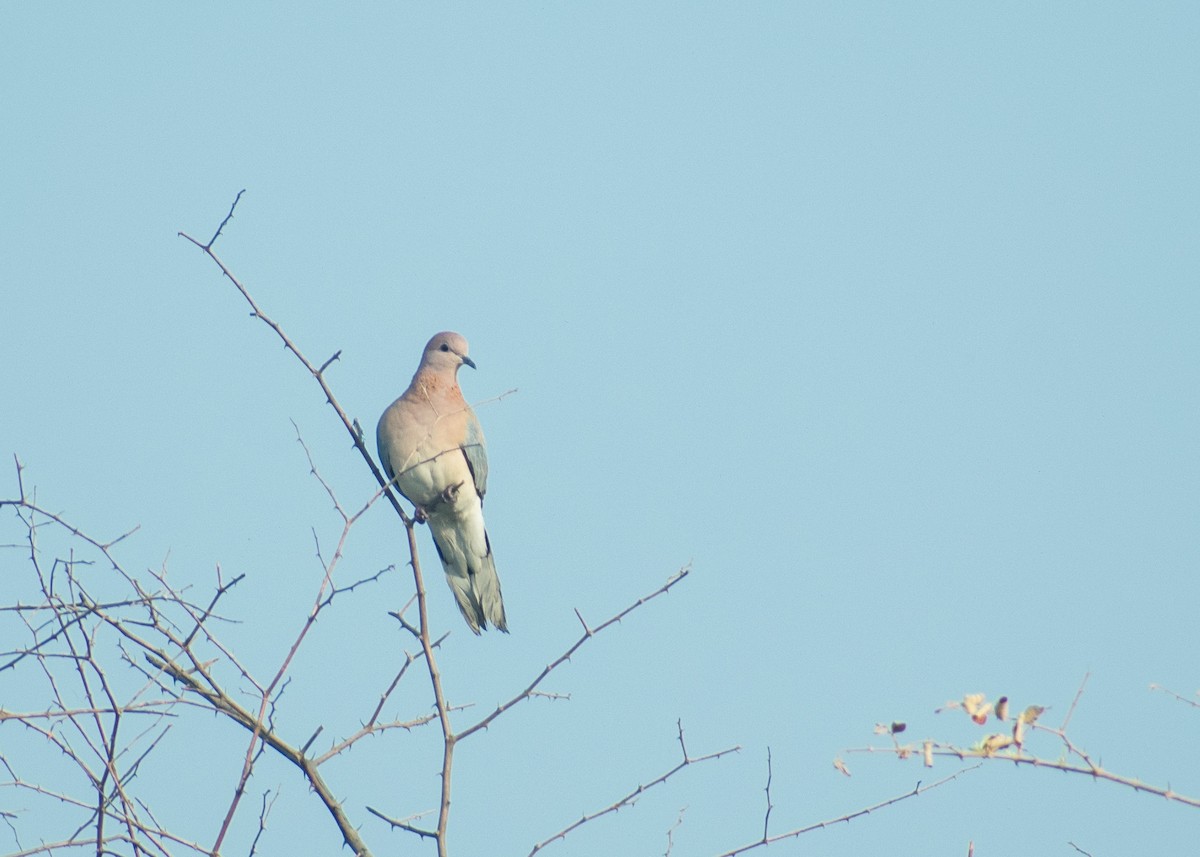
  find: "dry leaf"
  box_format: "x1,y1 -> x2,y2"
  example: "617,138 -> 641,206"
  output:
978,733 -> 1013,755
963,693 -> 992,725
1020,705 -> 1045,725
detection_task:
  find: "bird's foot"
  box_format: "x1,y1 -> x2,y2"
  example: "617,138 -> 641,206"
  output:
414,506 -> 429,524
440,481 -> 463,505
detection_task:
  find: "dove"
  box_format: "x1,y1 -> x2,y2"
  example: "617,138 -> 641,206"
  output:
377,332 -> 507,633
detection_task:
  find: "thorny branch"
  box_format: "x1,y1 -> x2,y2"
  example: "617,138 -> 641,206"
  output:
458,566 -> 692,743
2,475 -> 222,856
1,460 -> 402,856
528,721 -> 739,856
1149,683 -> 1200,710
845,685 -> 1200,810
714,765 -> 981,857
761,748 -> 774,841
178,200 -> 411,529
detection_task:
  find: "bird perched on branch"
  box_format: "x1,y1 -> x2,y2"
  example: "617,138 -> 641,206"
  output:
376,331 -> 508,633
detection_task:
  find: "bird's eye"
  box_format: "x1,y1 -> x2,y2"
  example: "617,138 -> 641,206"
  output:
439,343 -> 450,352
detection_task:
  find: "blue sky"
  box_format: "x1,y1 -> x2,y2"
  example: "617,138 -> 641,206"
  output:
3,3 -> 1198,855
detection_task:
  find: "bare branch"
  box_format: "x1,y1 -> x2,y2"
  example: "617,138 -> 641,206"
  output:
247,789 -> 279,857
761,748 -> 774,841
313,713 -> 439,767
713,765 -> 980,856
211,503 -> 362,853
204,188 -> 245,249
1149,683 -> 1200,710
664,806 -> 687,857
177,211 -> 411,527
459,567 -> 691,742
1060,672 -> 1090,732
365,806 -> 437,840
318,349 -> 342,375
404,522 -> 455,857
528,721 -> 738,855
149,652 -> 374,855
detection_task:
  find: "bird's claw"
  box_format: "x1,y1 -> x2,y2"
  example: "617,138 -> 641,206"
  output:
441,481 -> 463,505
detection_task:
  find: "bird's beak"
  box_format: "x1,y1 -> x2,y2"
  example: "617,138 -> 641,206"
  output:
462,355 -> 477,369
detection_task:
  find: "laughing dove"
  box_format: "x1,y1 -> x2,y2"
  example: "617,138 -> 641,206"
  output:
376,332 -> 508,634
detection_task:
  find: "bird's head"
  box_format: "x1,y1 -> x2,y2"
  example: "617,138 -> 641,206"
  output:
421,331 -> 476,373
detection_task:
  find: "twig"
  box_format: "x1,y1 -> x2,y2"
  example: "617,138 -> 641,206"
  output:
664,806 -> 687,857
529,721 -> 738,855
1149,683 -> 1200,710
761,748 -> 774,841
459,567 -> 691,742
313,713 -> 439,767
247,789 -> 278,857
300,727 -> 324,757
1061,672 -> 1090,732
365,806 -> 437,840
714,765 -> 980,856
179,569 -> 245,650
318,350 -> 342,375
205,189 -> 245,249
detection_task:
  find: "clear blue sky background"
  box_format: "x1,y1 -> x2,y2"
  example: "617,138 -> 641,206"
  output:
3,3 -> 1198,855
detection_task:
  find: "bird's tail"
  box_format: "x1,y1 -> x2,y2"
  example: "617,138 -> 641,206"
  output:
430,520 -> 508,634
